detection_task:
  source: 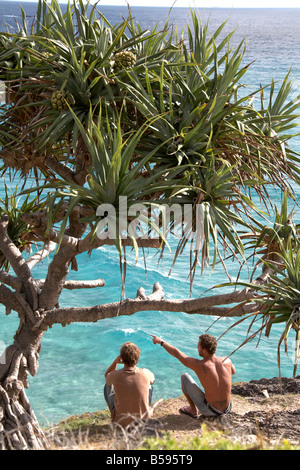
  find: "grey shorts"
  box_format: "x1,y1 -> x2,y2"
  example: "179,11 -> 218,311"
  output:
181,373 -> 231,417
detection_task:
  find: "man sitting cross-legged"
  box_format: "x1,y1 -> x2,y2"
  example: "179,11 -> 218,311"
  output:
151,333 -> 235,418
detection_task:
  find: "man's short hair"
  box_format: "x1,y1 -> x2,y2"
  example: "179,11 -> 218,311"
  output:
120,342 -> 141,366
199,334 -> 217,355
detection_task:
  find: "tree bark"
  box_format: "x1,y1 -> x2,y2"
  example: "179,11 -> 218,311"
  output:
0,216 -> 49,449
0,323 -> 49,450
34,283 -> 257,330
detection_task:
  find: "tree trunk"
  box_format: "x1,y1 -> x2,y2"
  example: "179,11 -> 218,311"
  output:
0,385 -> 48,450
0,322 -> 49,450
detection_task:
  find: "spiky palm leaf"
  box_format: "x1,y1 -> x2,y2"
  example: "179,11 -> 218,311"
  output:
0,0 -> 181,161
249,241 -> 300,378
216,219 -> 300,378
235,191 -> 300,282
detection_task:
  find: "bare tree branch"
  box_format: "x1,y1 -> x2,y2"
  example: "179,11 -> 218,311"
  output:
0,215 -> 39,312
0,215 -> 33,284
76,232 -> 162,252
34,282 -> 260,330
26,242 -> 57,270
21,203 -> 69,232
0,272 -> 22,291
21,206 -> 162,251
44,157 -> 78,183
0,283 -> 22,314
36,278 -> 105,289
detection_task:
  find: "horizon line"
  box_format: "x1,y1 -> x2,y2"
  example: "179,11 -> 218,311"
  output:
1,0 -> 300,7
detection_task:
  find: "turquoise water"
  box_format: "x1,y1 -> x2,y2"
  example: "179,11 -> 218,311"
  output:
0,3 -> 300,425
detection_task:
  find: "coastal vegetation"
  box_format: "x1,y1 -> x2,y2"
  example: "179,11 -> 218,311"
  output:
46,381 -> 300,450
48,413 -> 300,450
0,0 -> 299,449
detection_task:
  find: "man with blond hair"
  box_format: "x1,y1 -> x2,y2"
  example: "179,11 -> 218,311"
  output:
104,342 -> 155,427
151,333 -> 235,418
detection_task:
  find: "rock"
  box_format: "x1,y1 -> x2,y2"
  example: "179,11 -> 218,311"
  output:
220,376 -> 300,445
220,409 -> 300,444
232,375 -> 300,397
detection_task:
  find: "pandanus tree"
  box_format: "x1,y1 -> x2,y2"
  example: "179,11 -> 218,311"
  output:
0,0 -> 299,449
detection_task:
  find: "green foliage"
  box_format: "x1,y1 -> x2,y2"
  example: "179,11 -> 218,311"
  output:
49,415 -> 300,450
53,409 -> 110,432
140,425 -> 300,450
216,194 -> 300,376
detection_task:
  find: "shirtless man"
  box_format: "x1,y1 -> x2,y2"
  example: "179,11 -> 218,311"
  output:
104,342 -> 155,427
151,333 -> 235,418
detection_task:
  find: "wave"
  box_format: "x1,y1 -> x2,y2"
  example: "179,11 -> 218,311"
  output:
121,328 -> 136,335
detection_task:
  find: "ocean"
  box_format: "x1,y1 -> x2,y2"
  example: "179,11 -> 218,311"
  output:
0,1 -> 300,426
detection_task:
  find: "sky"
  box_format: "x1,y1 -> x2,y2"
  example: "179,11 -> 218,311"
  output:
5,0 -> 300,6
91,0 -> 300,6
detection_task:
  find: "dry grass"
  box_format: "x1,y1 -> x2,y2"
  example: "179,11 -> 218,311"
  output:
44,391 -> 300,450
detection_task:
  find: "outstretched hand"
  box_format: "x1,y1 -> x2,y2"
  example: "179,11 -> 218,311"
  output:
150,334 -> 162,345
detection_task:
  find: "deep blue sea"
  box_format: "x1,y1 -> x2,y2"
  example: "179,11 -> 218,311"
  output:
0,1 -> 300,426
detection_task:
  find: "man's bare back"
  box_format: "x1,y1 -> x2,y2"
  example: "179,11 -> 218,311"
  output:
191,355 -> 235,411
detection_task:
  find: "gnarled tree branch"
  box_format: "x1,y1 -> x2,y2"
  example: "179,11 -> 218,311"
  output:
33,282 -> 260,331
21,207 -> 162,250
0,283 -> 23,314
0,214 -> 40,313
0,215 -> 33,284
26,241 -> 57,270
0,272 -> 22,291
36,278 -> 105,290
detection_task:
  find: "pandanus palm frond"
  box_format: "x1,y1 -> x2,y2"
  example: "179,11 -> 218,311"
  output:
119,14 -> 300,205
216,220 -> 300,378
22,110 -> 177,256
248,241 -> 300,378
236,191 -> 300,281
1,1 -> 299,191
21,106 -> 250,287
0,0 -> 181,177
162,160 -> 249,285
